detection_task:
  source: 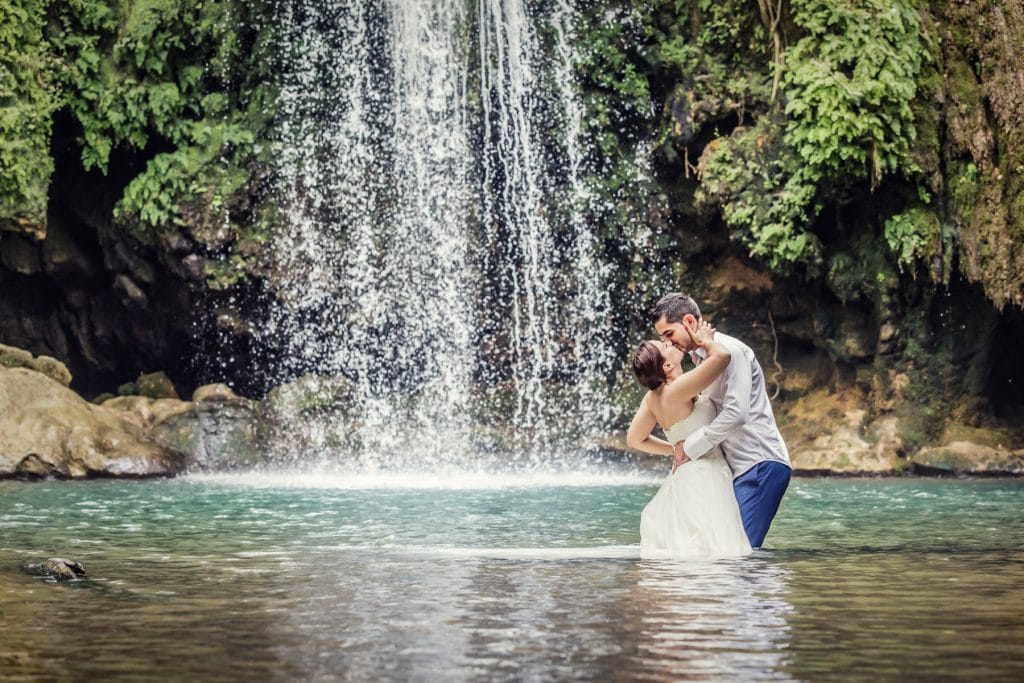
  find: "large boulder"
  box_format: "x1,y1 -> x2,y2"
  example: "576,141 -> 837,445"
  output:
0,367 -> 184,478
257,374 -> 358,460
151,390 -> 262,470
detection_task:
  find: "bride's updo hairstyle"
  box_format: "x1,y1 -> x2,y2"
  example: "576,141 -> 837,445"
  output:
632,341 -> 667,390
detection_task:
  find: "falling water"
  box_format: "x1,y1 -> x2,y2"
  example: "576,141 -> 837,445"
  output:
265,0 -> 616,467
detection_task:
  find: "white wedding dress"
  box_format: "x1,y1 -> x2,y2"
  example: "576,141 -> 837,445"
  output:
640,395 -> 753,559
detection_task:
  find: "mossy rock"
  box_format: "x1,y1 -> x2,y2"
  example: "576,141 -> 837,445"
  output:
0,344 -> 34,369
192,383 -> 238,403
0,344 -> 72,386
32,356 -> 72,387
263,374 -> 354,415
117,382 -> 138,396
136,371 -> 179,400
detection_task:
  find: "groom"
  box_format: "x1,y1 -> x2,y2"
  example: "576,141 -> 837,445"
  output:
651,293 -> 791,548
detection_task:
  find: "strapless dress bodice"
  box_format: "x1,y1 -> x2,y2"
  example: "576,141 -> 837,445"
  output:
663,394 -> 717,444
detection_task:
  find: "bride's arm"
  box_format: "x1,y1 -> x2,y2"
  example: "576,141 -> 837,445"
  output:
625,393 -> 674,457
662,321 -> 732,405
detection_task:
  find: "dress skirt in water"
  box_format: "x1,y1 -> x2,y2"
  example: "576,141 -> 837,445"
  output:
640,395 -> 753,560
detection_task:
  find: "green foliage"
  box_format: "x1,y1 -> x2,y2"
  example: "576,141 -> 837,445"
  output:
698,118 -> 822,270
884,205 -> 941,272
646,0 -> 770,114
782,0 -> 922,188
696,0 -> 926,272
0,0 -> 273,274
0,0 -> 58,235
827,233 -> 897,304
44,0 -> 276,261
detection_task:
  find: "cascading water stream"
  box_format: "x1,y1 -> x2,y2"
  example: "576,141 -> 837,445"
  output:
265,0 -> 617,468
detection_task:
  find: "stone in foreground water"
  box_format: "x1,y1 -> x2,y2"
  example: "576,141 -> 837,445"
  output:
33,558 -> 86,581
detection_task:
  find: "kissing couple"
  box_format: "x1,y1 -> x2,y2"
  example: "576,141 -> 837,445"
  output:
626,293 -> 792,559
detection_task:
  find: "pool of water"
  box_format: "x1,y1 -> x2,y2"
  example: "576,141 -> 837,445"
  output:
1,472 -> 1022,680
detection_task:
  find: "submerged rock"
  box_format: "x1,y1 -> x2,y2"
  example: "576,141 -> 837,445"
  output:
30,558 -> 86,581
0,367 -> 185,478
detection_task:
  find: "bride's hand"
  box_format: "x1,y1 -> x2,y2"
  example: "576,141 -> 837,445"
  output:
685,319 -> 716,349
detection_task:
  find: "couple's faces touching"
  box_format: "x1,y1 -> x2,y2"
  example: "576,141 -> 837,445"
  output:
657,340 -> 683,379
654,314 -> 700,353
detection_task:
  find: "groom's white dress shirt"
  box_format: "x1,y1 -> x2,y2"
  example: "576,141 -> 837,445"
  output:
682,332 -> 791,478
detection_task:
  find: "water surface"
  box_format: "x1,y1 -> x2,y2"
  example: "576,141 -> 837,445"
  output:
1,474 -> 1022,681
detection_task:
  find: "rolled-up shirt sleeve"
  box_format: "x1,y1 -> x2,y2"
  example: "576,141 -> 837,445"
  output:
683,342 -> 752,460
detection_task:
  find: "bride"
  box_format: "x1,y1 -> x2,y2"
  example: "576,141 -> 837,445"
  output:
626,320 -> 753,559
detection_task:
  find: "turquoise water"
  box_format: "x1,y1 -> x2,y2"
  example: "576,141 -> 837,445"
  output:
1,474 -> 1022,681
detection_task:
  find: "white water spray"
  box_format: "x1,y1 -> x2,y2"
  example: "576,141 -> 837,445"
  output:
266,0 -> 617,467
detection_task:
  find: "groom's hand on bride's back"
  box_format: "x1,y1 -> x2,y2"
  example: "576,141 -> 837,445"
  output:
672,442 -> 690,472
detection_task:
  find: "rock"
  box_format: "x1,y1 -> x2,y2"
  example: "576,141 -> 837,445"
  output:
257,374 -> 358,460
151,397 -> 262,470
214,308 -> 251,336
911,443 -> 1024,475
263,373 -> 354,415
0,343 -> 72,386
42,214 -> 96,278
103,395 -> 192,429
34,558 -> 86,581
0,234 -> 42,275
113,274 -> 148,309
117,382 -> 138,396
0,367 -> 184,479
32,355 -> 72,387
136,371 -> 180,400
664,84 -> 734,148
192,383 -> 238,403
836,316 -> 875,361
181,254 -> 206,282
0,343 -> 34,369
91,392 -> 116,404
781,389 -> 902,474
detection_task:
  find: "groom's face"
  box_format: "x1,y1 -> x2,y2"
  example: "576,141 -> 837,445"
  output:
654,314 -> 698,352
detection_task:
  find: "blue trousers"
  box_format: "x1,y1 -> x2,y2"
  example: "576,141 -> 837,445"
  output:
733,461 -> 791,548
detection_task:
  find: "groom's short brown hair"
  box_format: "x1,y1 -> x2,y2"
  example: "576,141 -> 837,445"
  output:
649,293 -> 701,324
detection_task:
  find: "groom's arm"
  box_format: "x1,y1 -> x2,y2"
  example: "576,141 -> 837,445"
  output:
680,343 -> 752,461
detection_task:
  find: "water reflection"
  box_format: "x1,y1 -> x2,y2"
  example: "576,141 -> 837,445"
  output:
261,549 -> 796,681
624,557 -> 794,680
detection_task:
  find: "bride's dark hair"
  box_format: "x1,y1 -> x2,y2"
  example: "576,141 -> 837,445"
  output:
632,341 -> 667,390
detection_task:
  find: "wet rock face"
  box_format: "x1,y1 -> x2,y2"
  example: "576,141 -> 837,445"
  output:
102,384 -> 263,471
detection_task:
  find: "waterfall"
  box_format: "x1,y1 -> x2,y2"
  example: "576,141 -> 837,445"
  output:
266,0 -> 615,467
